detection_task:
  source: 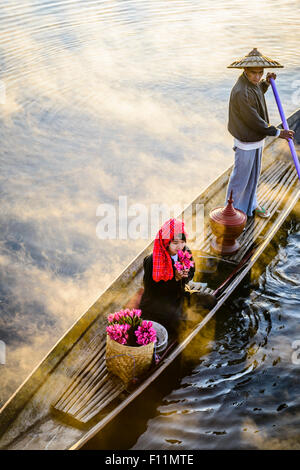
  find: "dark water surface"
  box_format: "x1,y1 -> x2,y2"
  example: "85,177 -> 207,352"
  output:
0,0 -> 300,449
83,210 -> 300,450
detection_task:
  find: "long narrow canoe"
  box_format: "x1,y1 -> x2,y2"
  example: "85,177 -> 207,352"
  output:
0,109 -> 299,450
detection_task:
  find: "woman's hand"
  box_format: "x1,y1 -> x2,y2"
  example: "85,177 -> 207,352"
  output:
175,269 -> 189,281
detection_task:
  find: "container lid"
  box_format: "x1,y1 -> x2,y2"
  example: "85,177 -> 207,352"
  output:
210,191 -> 247,226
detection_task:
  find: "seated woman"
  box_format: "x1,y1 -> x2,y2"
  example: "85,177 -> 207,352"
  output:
139,218 -> 195,337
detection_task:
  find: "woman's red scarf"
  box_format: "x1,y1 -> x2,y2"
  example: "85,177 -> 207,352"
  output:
152,218 -> 187,282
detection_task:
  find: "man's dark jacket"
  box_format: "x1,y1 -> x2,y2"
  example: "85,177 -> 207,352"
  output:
228,72 -> 279,142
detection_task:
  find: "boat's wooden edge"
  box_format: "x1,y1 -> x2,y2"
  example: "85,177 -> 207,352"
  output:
0,108 -> 299,440
285,107 -> 300,130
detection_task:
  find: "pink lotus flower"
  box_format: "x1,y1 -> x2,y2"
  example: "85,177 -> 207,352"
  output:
135,320 -> 157,346
107,309 -> 142,326
174,250 -> 194,273
107,309 -> 156,346
106,323 -> 131,345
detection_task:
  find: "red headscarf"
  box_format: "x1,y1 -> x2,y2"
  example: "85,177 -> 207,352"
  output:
152,218 -> 187,282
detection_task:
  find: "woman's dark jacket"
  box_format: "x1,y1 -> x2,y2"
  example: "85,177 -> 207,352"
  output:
228,72 -> 279,142
139,248 -> 195,333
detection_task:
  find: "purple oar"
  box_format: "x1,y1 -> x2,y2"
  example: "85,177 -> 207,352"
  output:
269,77 -> 300,180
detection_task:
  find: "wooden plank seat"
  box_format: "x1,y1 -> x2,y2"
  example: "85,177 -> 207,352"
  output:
51,337 -> 126,426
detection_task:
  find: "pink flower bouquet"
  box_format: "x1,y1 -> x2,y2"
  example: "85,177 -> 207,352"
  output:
174,250 -> 194,273
106,308 -> 157,347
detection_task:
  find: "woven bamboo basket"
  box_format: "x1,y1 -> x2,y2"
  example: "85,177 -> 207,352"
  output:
105,335 -> 154,385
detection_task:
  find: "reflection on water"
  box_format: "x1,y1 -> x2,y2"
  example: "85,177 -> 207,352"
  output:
0,0 -> 299,419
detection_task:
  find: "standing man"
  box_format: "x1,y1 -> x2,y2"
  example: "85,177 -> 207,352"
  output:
226,48 -> 294,218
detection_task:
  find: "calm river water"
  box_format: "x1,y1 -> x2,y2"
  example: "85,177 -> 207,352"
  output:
0,0 -> 299,450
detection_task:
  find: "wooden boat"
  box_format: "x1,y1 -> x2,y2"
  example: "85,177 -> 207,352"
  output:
0,109 -> 299,450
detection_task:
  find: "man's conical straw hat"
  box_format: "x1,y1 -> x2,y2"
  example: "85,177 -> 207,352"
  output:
227,48 -> 283,68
